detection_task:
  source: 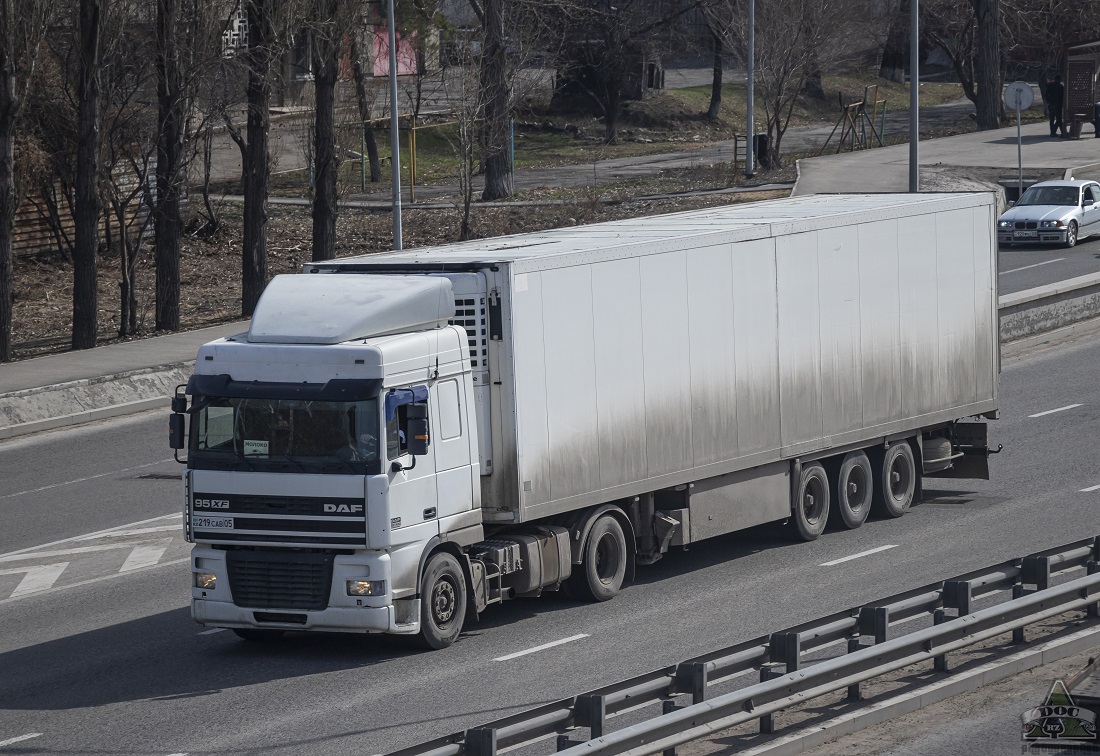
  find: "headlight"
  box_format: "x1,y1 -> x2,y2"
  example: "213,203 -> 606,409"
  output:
194,572 -> 217,589
998,220 -> 1011,228
1040,220 -> 1064,228
347,579 -> 386,596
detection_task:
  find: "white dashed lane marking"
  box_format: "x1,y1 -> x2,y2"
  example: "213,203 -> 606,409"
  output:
0,563 -> 69,598
1028,404 -> 1083,418
1000,258 -> 1066,275
1082,484 -> 1100,493
494,634 -> 589,661
820,545 -> 898,567
0,733 -> 43,748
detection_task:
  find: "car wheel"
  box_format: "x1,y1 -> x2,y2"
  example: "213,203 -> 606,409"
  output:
1066,221 -> 1078,248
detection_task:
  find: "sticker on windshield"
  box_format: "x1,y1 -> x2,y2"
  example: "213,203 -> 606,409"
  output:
243,439 -> 269,457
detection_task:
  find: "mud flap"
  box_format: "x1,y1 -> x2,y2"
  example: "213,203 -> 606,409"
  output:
925,422 -> 998,480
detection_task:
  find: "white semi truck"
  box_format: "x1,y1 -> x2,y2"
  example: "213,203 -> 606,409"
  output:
170,193 -> 1001,649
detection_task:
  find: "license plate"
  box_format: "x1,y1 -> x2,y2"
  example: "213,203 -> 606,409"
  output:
1015,230 -> 1037,238
192,515 -> 234,530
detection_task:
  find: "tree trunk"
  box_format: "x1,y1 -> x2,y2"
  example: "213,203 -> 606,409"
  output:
349,25 -> 381,182
878,0 -> 908,83
707,30 -> 722,121
311,1 -> 339,262
479,0 -> 511,201
971,0 -> 1002,130
241,0 -> 272,317
0,0 -> 15,362
154,0 -> 183,331
73,0 -> 102,351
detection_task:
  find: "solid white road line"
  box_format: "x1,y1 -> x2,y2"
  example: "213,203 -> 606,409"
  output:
199,628 -> 227,636
0,733 -> 43,748
77,523 -> 179,540
1029,403 -> 1083,418
820,545 -> 898,567
1081,484 -> 1100,493
0,563 -> 69,598
1000,258 -> 1066,275
119,539 -> 172,572
493,634 -> 589,661
0,458 -> 175,501
0,513 -> 178,560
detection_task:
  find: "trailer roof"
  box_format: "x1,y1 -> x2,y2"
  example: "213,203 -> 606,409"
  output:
315,192 -> 993,271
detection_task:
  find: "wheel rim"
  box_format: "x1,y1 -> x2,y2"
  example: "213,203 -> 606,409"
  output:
803,474 -> 826,524
1069,223 -> 1078,245
846,464 -> 869,512
431,576 -> 457,627
888,454 -> 911,502
594,531 -> 622,585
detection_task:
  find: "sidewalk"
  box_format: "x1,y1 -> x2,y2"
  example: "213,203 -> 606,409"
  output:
6,103 -> 1100,440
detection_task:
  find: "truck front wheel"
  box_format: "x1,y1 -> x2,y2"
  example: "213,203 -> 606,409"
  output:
416,552 -> 467,650
570,515 -> 627,602
793,463 -> 830,541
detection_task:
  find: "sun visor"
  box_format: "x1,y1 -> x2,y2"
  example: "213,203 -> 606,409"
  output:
247,274 -> 455,344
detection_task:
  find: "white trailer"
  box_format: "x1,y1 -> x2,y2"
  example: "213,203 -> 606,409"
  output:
172,193 -> 1000,649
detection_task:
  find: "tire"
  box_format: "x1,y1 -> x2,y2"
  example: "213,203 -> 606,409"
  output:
569,514 -> 627,602
416,552 -> 467,650
1066,221 -> 1078,248
832,451 -> 872,530
793,463 -> 830,541
922,436 -> 953,474
232,628 -> 285,641
873,442 -> 917,518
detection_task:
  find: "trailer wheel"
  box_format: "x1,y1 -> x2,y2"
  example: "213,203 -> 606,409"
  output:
232,629 -> 285,641
570,515 -> 627,602
793,463 -> 830,541
832,451 -> 872,530
873,442 -> 916,518
416,552 -> 467,650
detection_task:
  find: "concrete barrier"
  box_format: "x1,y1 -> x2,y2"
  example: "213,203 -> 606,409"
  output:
999,272 -> 1100,342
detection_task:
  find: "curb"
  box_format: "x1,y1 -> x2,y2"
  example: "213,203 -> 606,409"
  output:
736,624 -> 1100,756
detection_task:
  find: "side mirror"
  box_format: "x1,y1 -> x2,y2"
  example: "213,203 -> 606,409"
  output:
169,413 -> 185,450
1008,200 -> 1015,207
1085,198 -> 1096,207
407,403 -> 430,456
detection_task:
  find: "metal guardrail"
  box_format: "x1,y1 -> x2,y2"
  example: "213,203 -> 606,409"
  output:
387,537 -> 1100,756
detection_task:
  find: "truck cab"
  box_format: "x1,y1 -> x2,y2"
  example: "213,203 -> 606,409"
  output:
181,274 -> 485,644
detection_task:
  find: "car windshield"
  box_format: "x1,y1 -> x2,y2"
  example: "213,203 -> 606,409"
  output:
189,396 -> 380,472
1016,186 -> 1079,207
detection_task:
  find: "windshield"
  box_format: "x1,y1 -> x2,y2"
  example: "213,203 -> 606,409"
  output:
189,397 -> 380,473
1016,186 -> 1079,207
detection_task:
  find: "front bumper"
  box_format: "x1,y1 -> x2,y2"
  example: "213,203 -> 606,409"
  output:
193,597 -> 420,634
998,229 -> 1068,245
189,545 -> 420,635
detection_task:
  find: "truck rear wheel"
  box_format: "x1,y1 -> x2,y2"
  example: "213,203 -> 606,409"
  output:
570,515 -> 627,602
873,442 -> 916,518
416,552 -> 467,650
832,451 -> 872,530
793,463 -> 830,541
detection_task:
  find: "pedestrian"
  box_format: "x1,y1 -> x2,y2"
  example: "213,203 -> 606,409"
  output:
1045,74 -> 1065,138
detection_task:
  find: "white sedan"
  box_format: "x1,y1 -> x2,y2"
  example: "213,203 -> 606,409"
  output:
997,179 -> 1100,248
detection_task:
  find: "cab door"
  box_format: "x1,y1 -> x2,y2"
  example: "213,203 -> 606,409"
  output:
431,378 -> 475,521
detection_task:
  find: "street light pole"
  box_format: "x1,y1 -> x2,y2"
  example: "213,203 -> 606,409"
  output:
908,0 -> 919,192
387,0 -> 403,249
745,0 -> 755,177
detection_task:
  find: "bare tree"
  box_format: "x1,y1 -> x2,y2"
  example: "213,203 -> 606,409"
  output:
0,0 -> 52,361
309,0 -> 342,261
923,0 -> 1004,129
225,0 -> 303,316
467,0 -> 512,199
349,23 -> 383,183
709,0 -> 877,169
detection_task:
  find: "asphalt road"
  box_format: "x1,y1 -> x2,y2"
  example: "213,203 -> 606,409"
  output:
3,333 -> 1100,755
998,234 -> 1100,294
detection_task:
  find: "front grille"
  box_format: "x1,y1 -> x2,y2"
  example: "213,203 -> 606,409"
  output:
1014,221 -> 1038,229
226,550 -> 334,611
